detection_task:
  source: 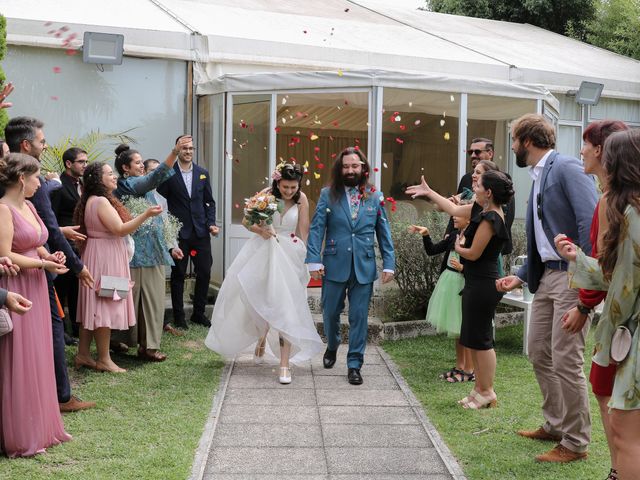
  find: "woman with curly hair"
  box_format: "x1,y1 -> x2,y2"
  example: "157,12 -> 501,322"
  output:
73,162 -> 162,373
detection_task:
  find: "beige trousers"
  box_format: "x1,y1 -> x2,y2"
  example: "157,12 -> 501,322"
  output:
114,266 -> 166,350
528,268 -> 591,453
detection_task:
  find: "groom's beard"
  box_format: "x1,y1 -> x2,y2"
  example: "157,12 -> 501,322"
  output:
342,173 -> 361,187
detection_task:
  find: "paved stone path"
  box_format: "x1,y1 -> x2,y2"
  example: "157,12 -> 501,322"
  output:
191,346 -> 465,480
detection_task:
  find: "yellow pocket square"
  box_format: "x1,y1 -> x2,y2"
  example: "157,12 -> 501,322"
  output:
199,174 -> 206,180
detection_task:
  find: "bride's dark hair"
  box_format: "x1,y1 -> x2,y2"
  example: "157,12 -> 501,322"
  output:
271,163 -> 304,204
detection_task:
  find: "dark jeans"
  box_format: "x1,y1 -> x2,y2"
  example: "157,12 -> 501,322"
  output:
47,273 -> 71,403
54,269 -> 79,336
169,235 -> 212,323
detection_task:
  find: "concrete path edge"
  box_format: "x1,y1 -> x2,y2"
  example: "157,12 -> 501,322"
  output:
377,346 -> 468,480
190,359 -> 235,480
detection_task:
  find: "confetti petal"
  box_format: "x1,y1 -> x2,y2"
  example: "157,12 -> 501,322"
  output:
373,167 -> 379,172
399,125 -> 406,131
52,66 -> 61,73
306,179 -> 311,186
50,96 -> 59,101
314,172 -> 321,179
440,119 -> 445,127
310,134 -> 319,141
314,146 -> 320,153
234,203 -> 240,209
337,69 -> 343,76
450,95 -> 455,102
444,132 -> 450,141
414,119 -> 421,126
317,163 -> 324,169
190,250 -> 197,257
395,137 -> 404,144
383,162 -> 388,168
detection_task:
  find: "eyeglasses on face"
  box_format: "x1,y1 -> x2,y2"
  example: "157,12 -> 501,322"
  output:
468,149 -> 488,156
73,160 -> 88,165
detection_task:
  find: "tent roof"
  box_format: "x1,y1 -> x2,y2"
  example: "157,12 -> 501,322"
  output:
3,0 -> 639,99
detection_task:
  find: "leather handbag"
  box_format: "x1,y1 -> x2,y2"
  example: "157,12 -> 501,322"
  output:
98,276 -> 131,301
611,325 -> 633,363
0,307 -> 13,337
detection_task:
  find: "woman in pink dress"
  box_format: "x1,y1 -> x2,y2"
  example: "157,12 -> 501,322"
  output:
74,162 -> 162,373
0,153 -> 71,457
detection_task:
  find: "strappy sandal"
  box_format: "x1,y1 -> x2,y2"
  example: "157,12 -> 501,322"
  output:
438,367 -> 461,380
447,370 -> 475,383
461,391 -> 497,409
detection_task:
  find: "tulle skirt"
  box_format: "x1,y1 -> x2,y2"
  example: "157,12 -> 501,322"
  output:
205,233 -> 324,364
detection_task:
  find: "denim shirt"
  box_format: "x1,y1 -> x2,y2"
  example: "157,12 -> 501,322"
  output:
114,163 -> 175,268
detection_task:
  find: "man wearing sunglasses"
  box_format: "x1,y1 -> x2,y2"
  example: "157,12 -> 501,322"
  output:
456,138 -> 494,194
496,114 -> 597,463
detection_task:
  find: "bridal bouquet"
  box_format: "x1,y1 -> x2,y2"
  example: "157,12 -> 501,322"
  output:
243,192 -> 282,226
122,196 -> 183,247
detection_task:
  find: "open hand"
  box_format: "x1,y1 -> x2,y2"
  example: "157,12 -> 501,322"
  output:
145,205 -> 163,218
381,271 -> 394,284
209,225 -> 220,236
45,251 -> 66,265
0,82 -> 14,109
450,258 -> 463,272
5,291 -> 32,314
405,176 -> 432,199
43,260 -> 69,275
61,225 -> 87,242
171,247 -> 184,260
408,225 -> 429,236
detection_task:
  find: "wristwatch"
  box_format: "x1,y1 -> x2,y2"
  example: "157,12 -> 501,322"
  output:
576,303 -> 592,315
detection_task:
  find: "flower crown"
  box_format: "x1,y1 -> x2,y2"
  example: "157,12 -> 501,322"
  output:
271,162 -> 304,181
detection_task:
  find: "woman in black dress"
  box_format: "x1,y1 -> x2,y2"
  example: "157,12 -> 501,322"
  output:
454,170 -> 513,409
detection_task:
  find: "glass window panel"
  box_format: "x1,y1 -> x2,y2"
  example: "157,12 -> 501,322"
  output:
558,125 -> 582,160
231,94 -> 271,223
275,92 -> 369,211
381,88 -> 459,211
558,94 -> 582,121
590,97 -> 640,123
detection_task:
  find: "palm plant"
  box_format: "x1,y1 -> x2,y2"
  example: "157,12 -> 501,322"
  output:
40,128 -> 138,173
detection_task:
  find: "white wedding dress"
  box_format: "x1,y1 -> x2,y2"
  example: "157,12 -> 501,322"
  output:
205,205 -> 324,364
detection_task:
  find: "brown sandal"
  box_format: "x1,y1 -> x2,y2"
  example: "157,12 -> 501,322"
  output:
138,348 -> 167,362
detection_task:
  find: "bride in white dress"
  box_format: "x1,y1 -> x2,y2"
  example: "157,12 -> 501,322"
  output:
205,163 -> 324,383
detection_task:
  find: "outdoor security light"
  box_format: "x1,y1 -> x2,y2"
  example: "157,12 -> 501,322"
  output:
572,81 -> 604,106
82,32 -> 124,65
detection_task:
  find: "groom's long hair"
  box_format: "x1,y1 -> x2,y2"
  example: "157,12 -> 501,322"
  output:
329,147 -> 371,203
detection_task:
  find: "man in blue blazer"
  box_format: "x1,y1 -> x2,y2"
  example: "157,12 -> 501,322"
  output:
306,147 -> 395,385
497,114 -> 597,463
157,135 -> 219,329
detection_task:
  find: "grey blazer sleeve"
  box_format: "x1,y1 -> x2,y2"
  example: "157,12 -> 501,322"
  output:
0,288 -> 8,307
557,159 -> 598,255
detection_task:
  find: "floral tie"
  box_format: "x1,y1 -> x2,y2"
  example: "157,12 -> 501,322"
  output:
348,187 -> 360,221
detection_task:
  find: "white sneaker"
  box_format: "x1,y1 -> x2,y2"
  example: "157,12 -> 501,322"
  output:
279,367 -> 292,384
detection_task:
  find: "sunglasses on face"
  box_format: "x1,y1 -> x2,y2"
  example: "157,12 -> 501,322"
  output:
468,149 -> 488,156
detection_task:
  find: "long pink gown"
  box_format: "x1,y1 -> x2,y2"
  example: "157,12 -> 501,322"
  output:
76,196 -> 135,330
0,201 -> 71,457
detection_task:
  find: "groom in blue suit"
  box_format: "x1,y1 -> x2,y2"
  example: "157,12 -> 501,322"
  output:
306,147 -> 395,385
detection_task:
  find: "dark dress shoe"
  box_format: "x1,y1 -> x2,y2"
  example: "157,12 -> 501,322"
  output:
323,349 -> 337,369
64,333 -> 79,346
173,318 -> 189,330
348,368 -> 363,385
190,314 -> 211,327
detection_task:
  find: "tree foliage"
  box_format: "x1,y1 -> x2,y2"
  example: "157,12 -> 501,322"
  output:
0,14 -> 8,134
585,0 -> 640,61
426,0 -> 640,60
426,0 -> 596,39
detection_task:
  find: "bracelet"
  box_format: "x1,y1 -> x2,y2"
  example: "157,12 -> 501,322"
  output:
39,259 -> 45,270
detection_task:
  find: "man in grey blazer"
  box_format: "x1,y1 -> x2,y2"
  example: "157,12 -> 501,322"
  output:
497,114 -> 597,463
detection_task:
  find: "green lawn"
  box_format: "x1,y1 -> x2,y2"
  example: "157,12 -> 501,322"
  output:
0,324 -> 224,480
383,324 -> 610,480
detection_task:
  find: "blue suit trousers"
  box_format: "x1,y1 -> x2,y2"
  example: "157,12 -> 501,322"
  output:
322,267 -> 373,369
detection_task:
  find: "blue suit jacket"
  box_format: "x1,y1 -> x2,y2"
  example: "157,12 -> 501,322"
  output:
517,151 -> 598,293
30,177 -> 84,275
306,186 -> 395,284
156,163 -> 216,240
